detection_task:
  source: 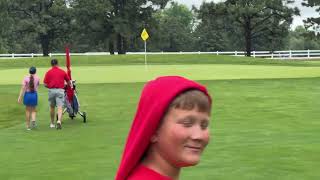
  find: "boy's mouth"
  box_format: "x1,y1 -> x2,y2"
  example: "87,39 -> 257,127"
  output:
184,145 -> 202,152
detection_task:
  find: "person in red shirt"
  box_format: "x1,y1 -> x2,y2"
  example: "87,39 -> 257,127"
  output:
43,59 -> 72,129
115,76 -> 212,180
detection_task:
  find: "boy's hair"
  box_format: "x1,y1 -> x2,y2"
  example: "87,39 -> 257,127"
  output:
168,89 -> 211,114
51,59 -> 58,66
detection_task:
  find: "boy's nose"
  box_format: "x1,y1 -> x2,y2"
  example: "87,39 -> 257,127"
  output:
190,126 -> 209,141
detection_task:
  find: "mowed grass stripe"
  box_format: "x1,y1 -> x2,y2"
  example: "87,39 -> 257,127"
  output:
1,55 -> 320,69
1,64 -> 320,85
1,55 -> 320,179
0,78 -> 320,179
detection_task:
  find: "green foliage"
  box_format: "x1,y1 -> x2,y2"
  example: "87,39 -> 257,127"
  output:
148,2 -> 196,51
0,0 -> 319,53
8,0 -> 73,55
194,2 -> 238,51
113,0 -> 170,53
194,0 -> 299,55
302,0 -> 320,33
70,0 -> 170,53
226,0 -> 299,55
70,0 -> 113,52
287,25 -> 320,50
0,0 -> 11,53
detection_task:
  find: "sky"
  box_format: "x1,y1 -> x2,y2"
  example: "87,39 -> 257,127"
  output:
173,0 -> 319,29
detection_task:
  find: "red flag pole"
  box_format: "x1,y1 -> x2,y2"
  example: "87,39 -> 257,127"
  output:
65,46 -> 74,102
65,46 -> 72,79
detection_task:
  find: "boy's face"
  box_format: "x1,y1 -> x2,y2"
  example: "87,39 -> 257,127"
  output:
152,107 -> 210,167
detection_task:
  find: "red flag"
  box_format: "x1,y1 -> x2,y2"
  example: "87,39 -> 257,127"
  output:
65,46 -> 72,79
65,46 -> 74,102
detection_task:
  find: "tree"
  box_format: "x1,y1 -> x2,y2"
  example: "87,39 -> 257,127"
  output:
8,0 -> 73,56
225,0 -> 299,56
71,0 -> 169,54
71,0 -> 114,53
252,13 -> 291,51
110,0 -> 170,54
0,0 -> 11,53
302,0 -> 320,33
287,25 -> 320,49
194,2 -> 239,51
148,2 -> 195,52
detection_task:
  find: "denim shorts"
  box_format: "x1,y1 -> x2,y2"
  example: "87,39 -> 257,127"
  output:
23,92 -> 38,106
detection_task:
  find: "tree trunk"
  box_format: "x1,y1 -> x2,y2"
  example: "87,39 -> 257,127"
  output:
123,37 -> 127,53
117,33 -> 127,54
115,0 -> 127,54
244,18 -> 252,57
109,39 -> 114,55
117,33 -> 122,54
40,34 -> 50,56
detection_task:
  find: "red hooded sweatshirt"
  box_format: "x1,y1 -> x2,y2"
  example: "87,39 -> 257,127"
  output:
115,76 -> 211,180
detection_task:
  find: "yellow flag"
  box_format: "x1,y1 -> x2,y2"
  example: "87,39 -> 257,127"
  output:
141,28 -> 149,41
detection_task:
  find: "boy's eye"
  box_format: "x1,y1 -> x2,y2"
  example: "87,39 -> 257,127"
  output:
178,118 -> 194,127
181,121 -> 193,127
200,121 -> 209,130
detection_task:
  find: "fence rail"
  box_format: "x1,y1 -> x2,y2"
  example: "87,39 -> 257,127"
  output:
1,50 -> 320,59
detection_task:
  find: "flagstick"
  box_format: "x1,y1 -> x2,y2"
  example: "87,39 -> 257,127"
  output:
144,40 -> 148,71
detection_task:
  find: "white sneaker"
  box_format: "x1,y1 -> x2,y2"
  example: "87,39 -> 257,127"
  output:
50,123 -> 55,128
56,121 -> 62,130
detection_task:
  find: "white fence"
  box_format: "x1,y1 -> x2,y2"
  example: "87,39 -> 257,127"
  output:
1,50 -> 320,59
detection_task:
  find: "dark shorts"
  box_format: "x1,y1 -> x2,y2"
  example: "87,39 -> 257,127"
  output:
23,92 -> 38,107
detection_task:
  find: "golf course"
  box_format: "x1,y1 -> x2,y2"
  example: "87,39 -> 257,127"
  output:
0,54 -> 319,179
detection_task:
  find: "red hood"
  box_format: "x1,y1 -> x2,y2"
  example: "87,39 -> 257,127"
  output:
115,76 -> 211,180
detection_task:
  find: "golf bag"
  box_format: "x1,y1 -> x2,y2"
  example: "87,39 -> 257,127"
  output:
63,80 -> 86,123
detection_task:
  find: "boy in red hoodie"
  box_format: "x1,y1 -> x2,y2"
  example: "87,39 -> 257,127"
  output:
116,76 -> 212,180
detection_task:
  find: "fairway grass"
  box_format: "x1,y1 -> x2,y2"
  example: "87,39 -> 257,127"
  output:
1,55 -> 320,179
1,64 -> 320,85
1,54 -> 320,70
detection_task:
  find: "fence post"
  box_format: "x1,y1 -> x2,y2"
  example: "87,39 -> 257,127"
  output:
235,51 -> 237,56
12,53 -> 14,58
253,51 -> 256,58
271,52 -> 274,59
31,53 -> 34,58
289,50 -> 292,58
49,53 -> 52,57
308,49 -> 310,58
216,51 -> 219,55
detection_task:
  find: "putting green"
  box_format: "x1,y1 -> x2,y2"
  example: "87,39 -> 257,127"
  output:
1,64 -> 320,85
